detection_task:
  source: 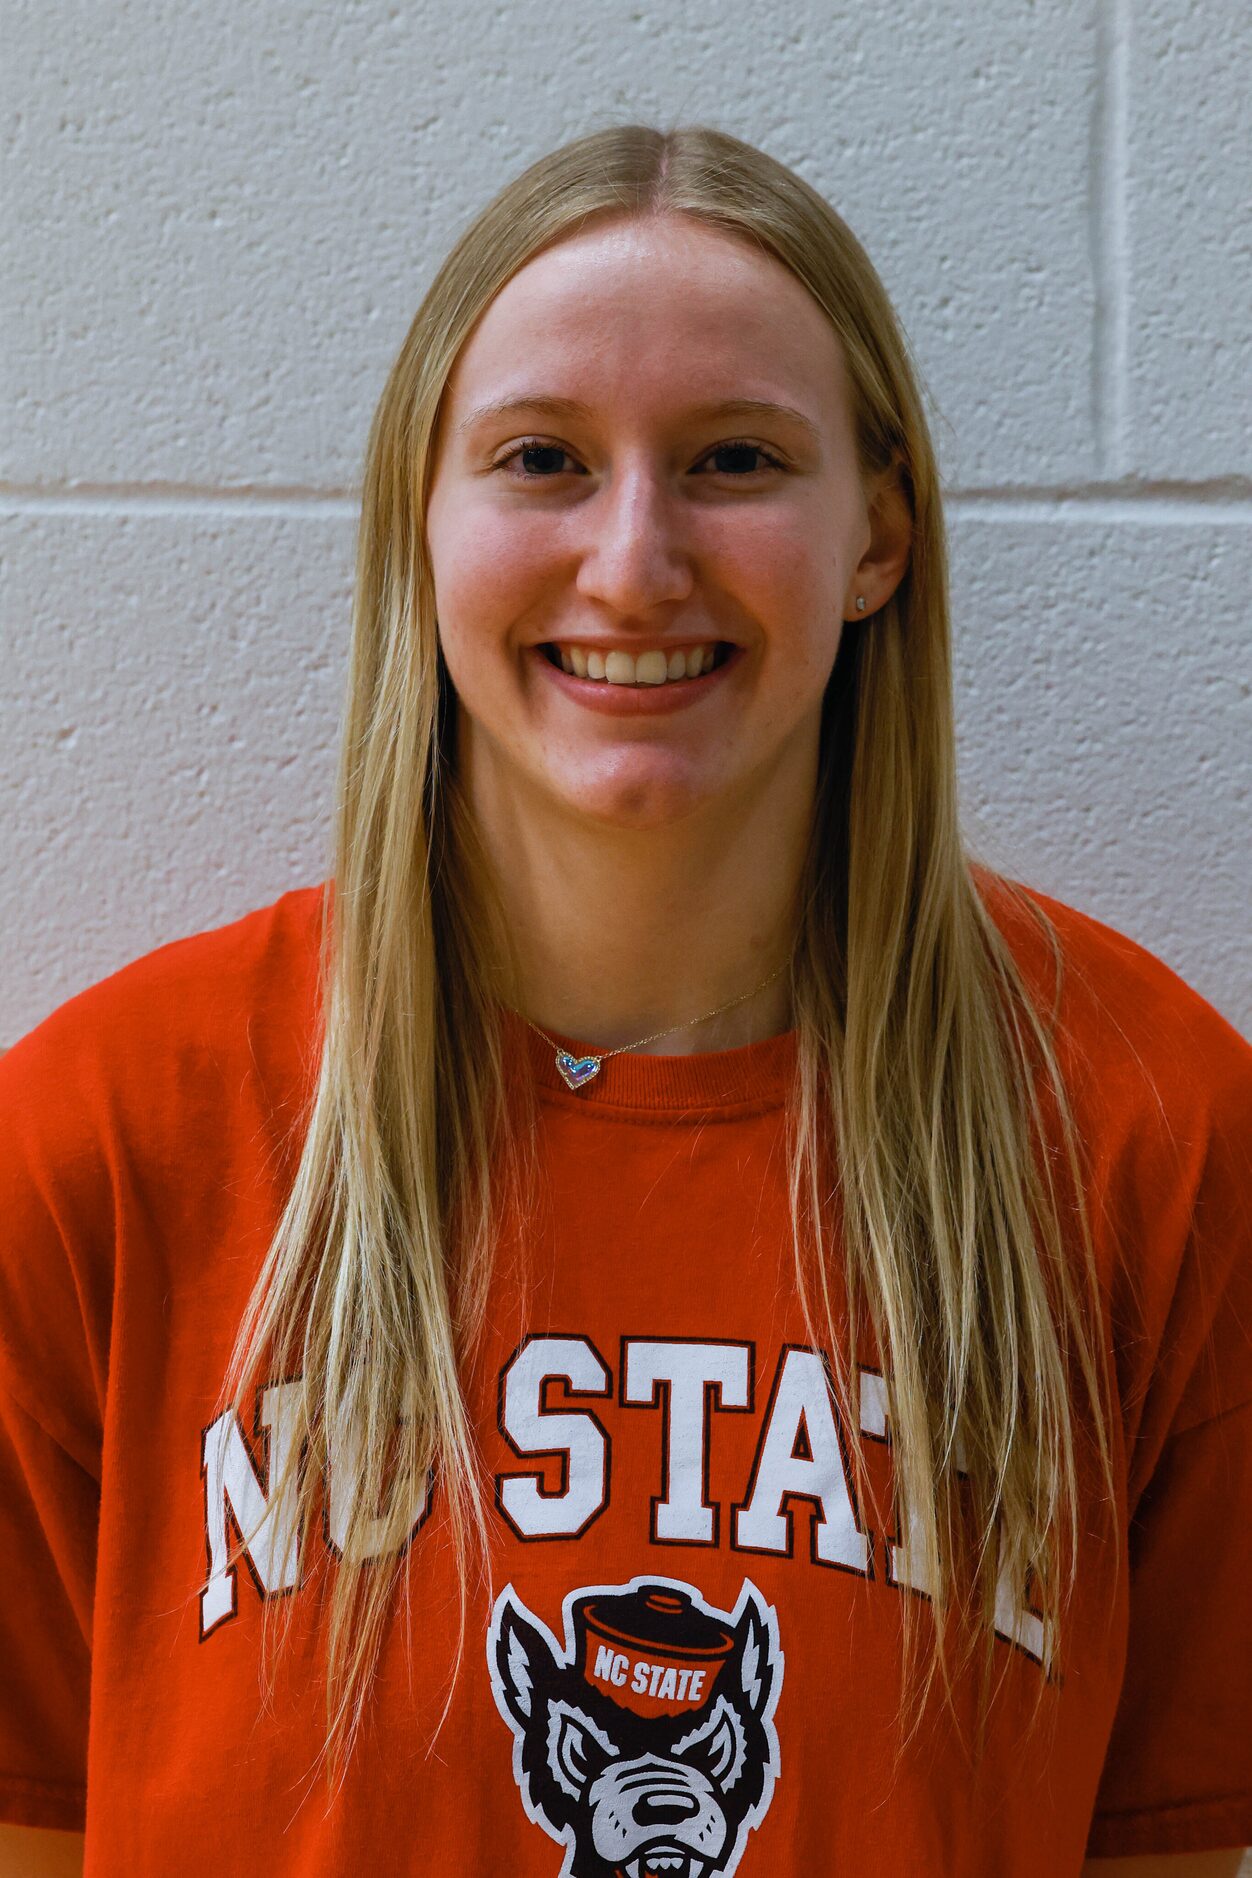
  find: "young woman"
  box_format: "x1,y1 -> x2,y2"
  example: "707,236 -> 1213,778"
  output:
0,125 -> 1247,1878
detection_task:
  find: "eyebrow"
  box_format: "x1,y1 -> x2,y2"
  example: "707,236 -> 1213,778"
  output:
455,393 -> 822,446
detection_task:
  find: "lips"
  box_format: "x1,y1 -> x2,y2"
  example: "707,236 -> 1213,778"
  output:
530,642 -> 744,714
540,642 -> 734,680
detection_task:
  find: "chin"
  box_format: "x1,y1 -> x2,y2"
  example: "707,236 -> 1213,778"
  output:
548,763 -> 716,832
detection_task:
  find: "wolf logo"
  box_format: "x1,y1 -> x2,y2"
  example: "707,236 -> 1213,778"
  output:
488,1574 -> 783,1878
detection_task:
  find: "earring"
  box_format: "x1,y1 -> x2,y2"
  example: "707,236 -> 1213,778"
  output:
855,596 -> 866,612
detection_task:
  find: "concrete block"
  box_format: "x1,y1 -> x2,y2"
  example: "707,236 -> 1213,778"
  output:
951,508 -> 1251,1036
0,507 -> 352,1041
1126,0 -> 1252,477
3,0 -> 1099,494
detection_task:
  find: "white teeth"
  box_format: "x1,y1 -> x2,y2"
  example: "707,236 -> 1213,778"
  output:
551,643 -> 721,686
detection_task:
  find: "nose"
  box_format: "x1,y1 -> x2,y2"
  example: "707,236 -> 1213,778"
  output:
634,1790 -> 701,1825
574,467 -> 694,618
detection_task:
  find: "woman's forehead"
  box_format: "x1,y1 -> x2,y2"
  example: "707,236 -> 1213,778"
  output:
442,214 -> 850,427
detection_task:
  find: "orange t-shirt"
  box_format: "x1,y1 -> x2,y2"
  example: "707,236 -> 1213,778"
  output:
0,882 -> 1249,1873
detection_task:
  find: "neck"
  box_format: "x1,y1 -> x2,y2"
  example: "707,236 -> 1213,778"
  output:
461,755 -> 813,1057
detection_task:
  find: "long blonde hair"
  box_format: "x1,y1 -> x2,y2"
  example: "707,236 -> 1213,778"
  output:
217,122 -> 1112,1781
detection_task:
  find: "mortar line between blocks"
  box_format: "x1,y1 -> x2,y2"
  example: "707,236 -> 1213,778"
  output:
3,490 -> 1251,525
1089,0 -> 1131,477
949,497 -> 1252,525
0,489 -> 361,521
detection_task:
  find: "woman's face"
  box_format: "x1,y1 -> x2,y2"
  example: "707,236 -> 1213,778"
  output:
425,213 -> 905,833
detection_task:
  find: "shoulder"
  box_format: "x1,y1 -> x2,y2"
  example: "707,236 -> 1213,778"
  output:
0,884 -> 327,1452
0,882 -> 327,1133
0,882 -> 327,1299
978,872 -> 1252,1437
4,880 -> 327,1059
976,869 -> 1252,1154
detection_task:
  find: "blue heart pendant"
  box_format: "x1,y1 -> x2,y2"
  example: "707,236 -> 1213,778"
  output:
555,1050 -> 602,1091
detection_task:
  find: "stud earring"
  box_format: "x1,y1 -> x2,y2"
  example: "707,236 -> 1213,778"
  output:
855,596 -> 866,612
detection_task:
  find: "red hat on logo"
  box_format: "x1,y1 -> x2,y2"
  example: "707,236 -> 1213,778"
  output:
574,1585 -> 736,1720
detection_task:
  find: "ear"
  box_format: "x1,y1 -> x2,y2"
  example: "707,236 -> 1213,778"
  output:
547,1699 -> 618,1802
735,1591 -> 777,1721
490,1586 -> 560,1733
843,457 -> 913,622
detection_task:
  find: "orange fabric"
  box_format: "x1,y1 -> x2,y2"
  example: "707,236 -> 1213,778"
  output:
0,882 -> 1248,1873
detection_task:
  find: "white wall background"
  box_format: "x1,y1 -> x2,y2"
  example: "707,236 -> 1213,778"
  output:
2,0 -> 1249,1048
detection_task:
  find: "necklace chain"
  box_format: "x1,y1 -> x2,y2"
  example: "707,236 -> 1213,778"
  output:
516,958 -> 791,1091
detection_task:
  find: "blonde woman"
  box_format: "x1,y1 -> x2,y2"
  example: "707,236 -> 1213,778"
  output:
0,125 -> 1248,1878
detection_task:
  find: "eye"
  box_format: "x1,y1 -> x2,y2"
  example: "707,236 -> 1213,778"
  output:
692,440 -> 787,477
488,438 -> 787,482
492,440 -> 584,479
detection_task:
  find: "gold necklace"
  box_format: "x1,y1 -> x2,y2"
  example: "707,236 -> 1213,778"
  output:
517,959 -> 791,1091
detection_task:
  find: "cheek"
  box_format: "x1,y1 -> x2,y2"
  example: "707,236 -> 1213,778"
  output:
710,507 -> 843,648
430,507 -> 556,653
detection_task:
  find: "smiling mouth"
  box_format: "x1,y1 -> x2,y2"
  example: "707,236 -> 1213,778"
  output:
540,643 -> 736,686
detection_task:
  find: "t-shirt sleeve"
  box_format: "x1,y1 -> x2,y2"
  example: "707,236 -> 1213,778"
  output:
1085,1399 -> 1252,1856
0,1385 -> 94,1829
1085,1017 -> 1252,1858
0,1014 -> 111,1831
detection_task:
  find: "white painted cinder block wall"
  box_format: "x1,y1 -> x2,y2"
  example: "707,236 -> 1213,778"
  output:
2,0 -> 1249,1061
